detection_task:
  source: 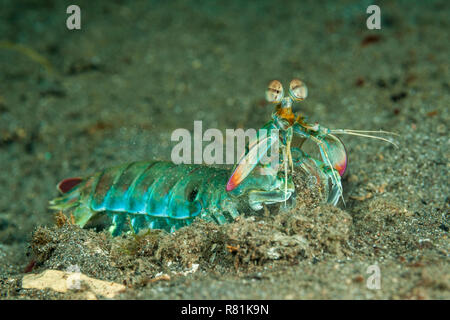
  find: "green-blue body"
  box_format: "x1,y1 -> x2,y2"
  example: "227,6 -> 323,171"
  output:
50,158 -> 294,236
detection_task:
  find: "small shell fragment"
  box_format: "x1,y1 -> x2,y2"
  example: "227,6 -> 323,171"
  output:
289,79 -> 308,101
265,80 -> 284,103
22,269 -> 126,299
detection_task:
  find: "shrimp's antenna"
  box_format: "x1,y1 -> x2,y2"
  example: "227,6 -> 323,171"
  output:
334,129 -> 399,136
330,130 -> 399,148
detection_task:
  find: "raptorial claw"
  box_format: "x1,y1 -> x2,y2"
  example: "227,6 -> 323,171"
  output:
226,134 -> 277,191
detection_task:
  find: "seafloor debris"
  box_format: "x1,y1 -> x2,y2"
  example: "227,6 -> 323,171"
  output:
22,269 -> 125,299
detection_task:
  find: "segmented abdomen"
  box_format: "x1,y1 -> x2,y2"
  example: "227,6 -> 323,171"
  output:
60,161 -> 240,235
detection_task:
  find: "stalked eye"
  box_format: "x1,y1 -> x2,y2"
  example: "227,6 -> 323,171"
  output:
289,79 -> 308,101
265,80 -> 284,103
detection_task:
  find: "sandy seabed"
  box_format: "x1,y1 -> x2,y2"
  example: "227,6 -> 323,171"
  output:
0,0 -> 448,299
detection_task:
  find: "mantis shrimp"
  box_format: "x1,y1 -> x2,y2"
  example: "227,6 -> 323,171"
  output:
50,79 -> 396,235
227,79 -> 397,206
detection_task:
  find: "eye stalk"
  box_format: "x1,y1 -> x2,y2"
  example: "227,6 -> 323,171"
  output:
265,80 -> 284,104
289,79 -> 308,101
281,96 -> 293,109
266,79 -> 308,106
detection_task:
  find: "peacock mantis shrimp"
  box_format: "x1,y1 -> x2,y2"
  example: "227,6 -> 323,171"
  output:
49,79 -> 396,235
